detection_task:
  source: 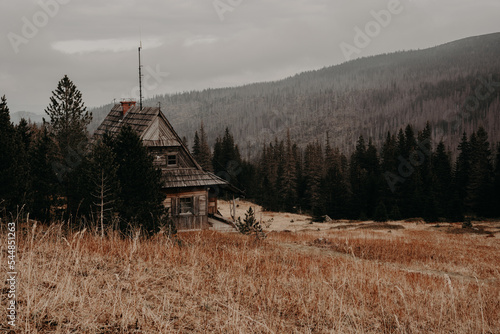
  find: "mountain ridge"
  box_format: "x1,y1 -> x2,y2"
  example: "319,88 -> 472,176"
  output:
89,32 -> 500,157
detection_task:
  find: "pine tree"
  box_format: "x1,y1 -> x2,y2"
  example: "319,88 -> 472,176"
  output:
45,75 -> 92,156
44,75 -> 92,219
432,141 -> 453,219
349,136 -> 368,219
493,144 -> 500,217
365,138 -> 381,218
281,131 -> 298,211
235,206 -> 265,239
396,126 -> 418,217
212,127 -> 241,193
417,122 -> 435,221
112,126 -> 163,232
381,131 -> 398,212
465,127 -> 493,217
453,132 -> 470,219
13,119 -> 32,210
198,123 -> 213,172
0,95 -> 18,213
29,126 -> 58,221
304,141 -> 324,217
192,131 -> 200,159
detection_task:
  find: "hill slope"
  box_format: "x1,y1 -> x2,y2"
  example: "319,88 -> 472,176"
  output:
90,33 -> 500,157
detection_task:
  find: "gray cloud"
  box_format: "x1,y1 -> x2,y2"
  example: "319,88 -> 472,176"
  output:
1,0 -> 499,114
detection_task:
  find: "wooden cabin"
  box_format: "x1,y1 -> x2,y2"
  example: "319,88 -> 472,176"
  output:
94,101 -> 237,231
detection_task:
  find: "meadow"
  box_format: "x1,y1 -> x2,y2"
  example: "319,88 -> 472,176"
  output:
1,218 -> 499,333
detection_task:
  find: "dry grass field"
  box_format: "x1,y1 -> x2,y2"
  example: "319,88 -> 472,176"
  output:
1,216 -> 499,333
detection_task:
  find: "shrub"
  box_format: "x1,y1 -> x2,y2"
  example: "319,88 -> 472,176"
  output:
235,207 -> 265,239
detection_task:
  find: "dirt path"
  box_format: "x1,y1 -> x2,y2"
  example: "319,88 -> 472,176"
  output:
273,241 -> 498,284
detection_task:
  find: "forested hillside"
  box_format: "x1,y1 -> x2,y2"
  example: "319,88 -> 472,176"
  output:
90,33 -> 500,157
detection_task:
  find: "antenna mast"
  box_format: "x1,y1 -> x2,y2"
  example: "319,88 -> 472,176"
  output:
138,42 -> 143,111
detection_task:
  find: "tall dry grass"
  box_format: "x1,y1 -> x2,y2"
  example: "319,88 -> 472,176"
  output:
0,220 -> 499,333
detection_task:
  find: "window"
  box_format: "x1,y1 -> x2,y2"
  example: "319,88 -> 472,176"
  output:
167,154 -> 177,167
179,197 -> 193,214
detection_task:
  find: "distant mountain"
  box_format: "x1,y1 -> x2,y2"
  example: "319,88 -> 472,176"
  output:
10,111 -> 44,125
89,32 -> 500,158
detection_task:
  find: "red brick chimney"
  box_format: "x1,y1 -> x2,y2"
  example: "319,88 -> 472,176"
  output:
120,101 -> 136,116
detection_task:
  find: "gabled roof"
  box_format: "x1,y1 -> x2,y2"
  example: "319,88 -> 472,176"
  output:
94,104 -> 159,138
94,104 -> 201,169
94,104 -> 243,193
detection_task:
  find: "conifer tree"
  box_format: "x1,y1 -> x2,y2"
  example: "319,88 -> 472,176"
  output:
304,141 -> 324,216
45,75 -> 92,155
349,136 -> 368,218
0,95 -> 18,213
13,119 -> 32,209
192,131 -> 200,158
112,126 -> 163,232
281,131 -> 298,211
28,126 -> 58,221
213,127 -> 241,192
198,123 -> 213,172
432,141 -> 453,219
493,145 -> 500,217
44,75 -> 92,218
417,122 -> 435,221
454,132 -> 470,218
465,127 -> 493,216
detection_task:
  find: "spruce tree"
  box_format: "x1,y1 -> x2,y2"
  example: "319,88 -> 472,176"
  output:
304,141 -> 324,217
493,145 -> 500,217
198,123 -> 213,172
453,132 -> 470,219
465,127 -> 493,217
44,75 -> 92,218
45,75 -> 92,155
281,131 -> 298,211
29,126 -> 58,221
0,96 -> 18,213
365,138 -> 381,218
432,141 -> 453,219
192,131 -> 200,159
417,123 -> 435,221
112,126 -> 163,232
349,136 -> 368,218
13,119 -> 32,210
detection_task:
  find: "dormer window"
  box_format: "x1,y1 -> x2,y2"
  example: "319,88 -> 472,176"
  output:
167,154 -> 178,167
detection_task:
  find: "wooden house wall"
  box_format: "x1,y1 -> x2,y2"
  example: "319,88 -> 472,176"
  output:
163,188 -> 210,231
149,146 -> 197,169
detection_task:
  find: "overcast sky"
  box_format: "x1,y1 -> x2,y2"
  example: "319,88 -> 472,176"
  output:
1,0 -> 499,114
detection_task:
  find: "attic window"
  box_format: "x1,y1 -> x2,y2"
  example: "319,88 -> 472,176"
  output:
167,154 -> 178,167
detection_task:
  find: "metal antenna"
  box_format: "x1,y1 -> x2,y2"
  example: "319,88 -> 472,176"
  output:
138,41 -> 143,111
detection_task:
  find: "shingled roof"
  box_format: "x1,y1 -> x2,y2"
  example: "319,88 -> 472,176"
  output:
94,104 -> 163,138
94,103 -> 242,193
161,168 -> 228,188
